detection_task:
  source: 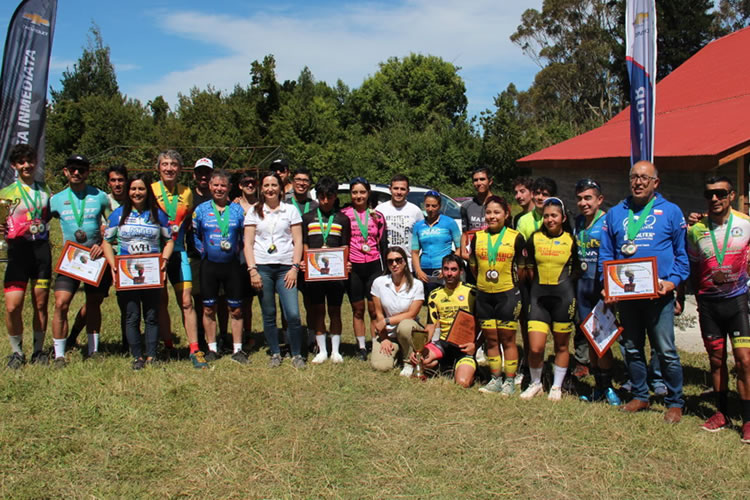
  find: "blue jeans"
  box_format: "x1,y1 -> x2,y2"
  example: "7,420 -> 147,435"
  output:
617,295 -> 683,407
257,264 -> 302,356
116,289 -> 160,360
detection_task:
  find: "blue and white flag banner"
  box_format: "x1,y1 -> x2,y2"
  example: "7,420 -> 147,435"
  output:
626,0 -> 656,166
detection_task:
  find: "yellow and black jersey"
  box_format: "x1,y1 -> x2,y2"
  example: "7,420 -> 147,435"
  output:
469,228 -> 525,293
525,230 -> 577,285
427,283 -> 476,339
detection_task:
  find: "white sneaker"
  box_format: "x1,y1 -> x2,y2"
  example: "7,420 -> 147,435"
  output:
520,381 -> 544,400
311,352 -> 328,364
399,364 -> 414,377
548,386 -> 562,401
514,372 -> 525,386
330,352 -> 344,364
475,346 -> 488,366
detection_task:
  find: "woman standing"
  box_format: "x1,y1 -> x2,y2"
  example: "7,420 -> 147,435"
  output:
235,171 -> 258,340
521,197 -> 579,401
342,177 -> 387,360
370,247 -> 425,373
102,174 -> 174,370
412,190 -> 461,301
244,171 -> 305,369
468,196 -> 526,395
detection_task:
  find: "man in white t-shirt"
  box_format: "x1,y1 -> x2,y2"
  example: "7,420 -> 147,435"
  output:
376,174 -> 424,270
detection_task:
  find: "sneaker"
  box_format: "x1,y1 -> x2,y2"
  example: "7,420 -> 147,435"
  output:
330,352 -> 344,364
357,348 -> 368,361
312,352 -> 329,364
475,346 -> 488,366
742,422 -> 750,444
231,351 -> 249,365
132,358 -> 145,371
701,411 -> 729,432
520,381 -> 544,400
7,352 -> 26,370
399,364 -> 414,377
204,351 -> 220,362
269,353 -> 282,368
548,386 -> 563,401
30,350 -> 49,365
190,351 -> 209,369
292,355 -> 306,369
478,376 -> 504,394
53,357 -> 67,369
500,377 -> 516,396
514,372 -> 525,386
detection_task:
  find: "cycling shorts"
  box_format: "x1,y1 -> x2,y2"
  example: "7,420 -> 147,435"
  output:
476,288 -> 522,331
200,259 -> 244,308
166,250 -> 192,287
54,266 -> 112,296
697,295 -> 750,351
306,280 -> 346,307
347,260 -> 382,303
4,239 -> 52,292
528,282 -> 576,335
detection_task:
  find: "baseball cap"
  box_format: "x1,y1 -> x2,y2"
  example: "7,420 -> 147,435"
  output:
271,158 -> 289,171
65,154 -> 90,168
194,158 -> 214,169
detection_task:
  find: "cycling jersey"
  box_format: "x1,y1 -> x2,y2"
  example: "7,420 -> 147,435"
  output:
192,200 -> 245,263
0,180 -> 51,241
427,283 -> 476,337
302,209 -> 351,249
525,231 -> 576,286
104,206 -> 171,256
575,212 -> 605,282
151,181 -> 193,252
412,215 -> 461,270
516,210 -> 543,240
341,206 -> 386,264
470,227 -> 525,293
49,186 -> 110,247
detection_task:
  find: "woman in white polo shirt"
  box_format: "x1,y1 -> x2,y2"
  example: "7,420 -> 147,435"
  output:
370,246 -> 425,373
244,171 -> 305,369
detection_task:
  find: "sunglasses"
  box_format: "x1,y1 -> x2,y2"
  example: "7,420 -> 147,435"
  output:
66,165 -> 89,173
704,189 -> 730,200
240,180 -> 256,187
576,178 -> 601,192
425,190 -> 440,198
386,257 -> 404,265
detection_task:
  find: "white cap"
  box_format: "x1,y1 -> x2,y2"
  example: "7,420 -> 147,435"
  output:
194,157 -> 213,169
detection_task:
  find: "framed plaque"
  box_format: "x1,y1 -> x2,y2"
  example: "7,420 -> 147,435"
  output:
603,256 -> 658,301
55,241 -> 107,286
114,254 -> 164,290
305,247 -> 349,281
445,309 -> 478,347
580,300 -> 623,358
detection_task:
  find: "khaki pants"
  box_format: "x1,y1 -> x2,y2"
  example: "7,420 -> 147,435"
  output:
370,319 -> 420,371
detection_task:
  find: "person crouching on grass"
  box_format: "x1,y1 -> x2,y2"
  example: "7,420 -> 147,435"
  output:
301,176 -> 351,364
370,247 -> 425,374
102,174 -> 173,370
192,170 -> 248,364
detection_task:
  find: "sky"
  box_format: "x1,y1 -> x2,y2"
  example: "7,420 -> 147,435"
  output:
2,0 -> 544,120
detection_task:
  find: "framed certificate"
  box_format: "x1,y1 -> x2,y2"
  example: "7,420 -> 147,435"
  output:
603,256 -> 659,301
305,247 -> 349,281
445,309 -> 477,347
580,300 -> 623,358
55,241 -> 107,286
114,254 -> 164,290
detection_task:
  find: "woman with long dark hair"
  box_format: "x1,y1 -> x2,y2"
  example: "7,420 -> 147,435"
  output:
102,173 -> 175,370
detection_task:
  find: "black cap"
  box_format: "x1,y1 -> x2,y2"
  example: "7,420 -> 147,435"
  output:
271,158 -> 289,171
65,154 -> 90,168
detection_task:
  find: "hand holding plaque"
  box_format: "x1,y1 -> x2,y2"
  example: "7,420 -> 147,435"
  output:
445,309 -> 478,347
603,257 -> 658,301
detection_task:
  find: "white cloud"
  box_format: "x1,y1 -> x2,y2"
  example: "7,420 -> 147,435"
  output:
114,62 -> 140,72
127,0 -> 542,116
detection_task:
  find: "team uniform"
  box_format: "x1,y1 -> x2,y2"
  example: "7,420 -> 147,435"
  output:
525,231 -> 578,335
516,210 -> 543,241
342,206 -> 387,302
192,201 -> 246,308
49,186 -> 111,294
412,215 -> 461,298
425,283 -> 478,373
573,212 -> 606,368
1,180 -> 52,292
152,181 -> 194,286
302,208 -> 351,306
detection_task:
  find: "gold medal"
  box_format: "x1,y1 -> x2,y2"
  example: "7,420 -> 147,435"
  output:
712,270 -> 727,284
75,229 -> 87,243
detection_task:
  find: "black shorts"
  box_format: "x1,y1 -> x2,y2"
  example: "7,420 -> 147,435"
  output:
697,294 -> 750,341
347,260 -> 382,303
528,282 -> 576,334
54,266 -> 112,296
306,280 -> 346,306
4,239 -> 52,291
476,288 -> 522,330
166,250 -> 192,286
431,340 -> 477,376
200,259 -> 244,308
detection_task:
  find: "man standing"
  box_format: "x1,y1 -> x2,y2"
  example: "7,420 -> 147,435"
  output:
512,177 -> 534,229
1,145 -> 52,368
376,174 -> 423,270
516,177 -> 557,241
599,160 -> 689,423
49,155 -> 111,366
271,158 -> 293,195
192,158 -> 213,206
151,150 -> 207,368
687,176 -> 750,442
188,158 -> 214,350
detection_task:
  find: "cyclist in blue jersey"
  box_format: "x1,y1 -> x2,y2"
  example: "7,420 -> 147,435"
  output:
193,170 -> 248,364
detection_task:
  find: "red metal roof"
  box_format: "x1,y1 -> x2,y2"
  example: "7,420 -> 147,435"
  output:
518,26 -> 750,167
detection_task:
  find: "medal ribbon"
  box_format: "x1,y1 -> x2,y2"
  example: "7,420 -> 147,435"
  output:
486,227 -> 506,267
317,208 -> 334,246
16,180 -> 42,220
709,212 -> 733,267
577,209 -> 603,260
66,188 -> 87,230
212,201 -> 230,238
533,211 -> 541,231
626,196 -> 656,242
292,198 -> 310,216
353,209 -> 369,248
159,181 -> 179,222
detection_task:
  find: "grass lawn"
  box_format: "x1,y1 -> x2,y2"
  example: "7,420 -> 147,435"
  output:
1,233 -> 750,498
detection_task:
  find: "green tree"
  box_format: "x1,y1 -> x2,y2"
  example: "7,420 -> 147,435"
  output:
715,0 -> 750,32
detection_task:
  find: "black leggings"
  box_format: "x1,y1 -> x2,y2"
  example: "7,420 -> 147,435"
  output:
117,289 -> 160,359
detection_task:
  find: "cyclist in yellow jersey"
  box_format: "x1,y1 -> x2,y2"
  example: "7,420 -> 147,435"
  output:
521,197 -> 579,401
469,196 -> 526,395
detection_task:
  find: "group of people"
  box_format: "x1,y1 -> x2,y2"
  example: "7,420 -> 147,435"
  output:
2,144 -> 749,443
